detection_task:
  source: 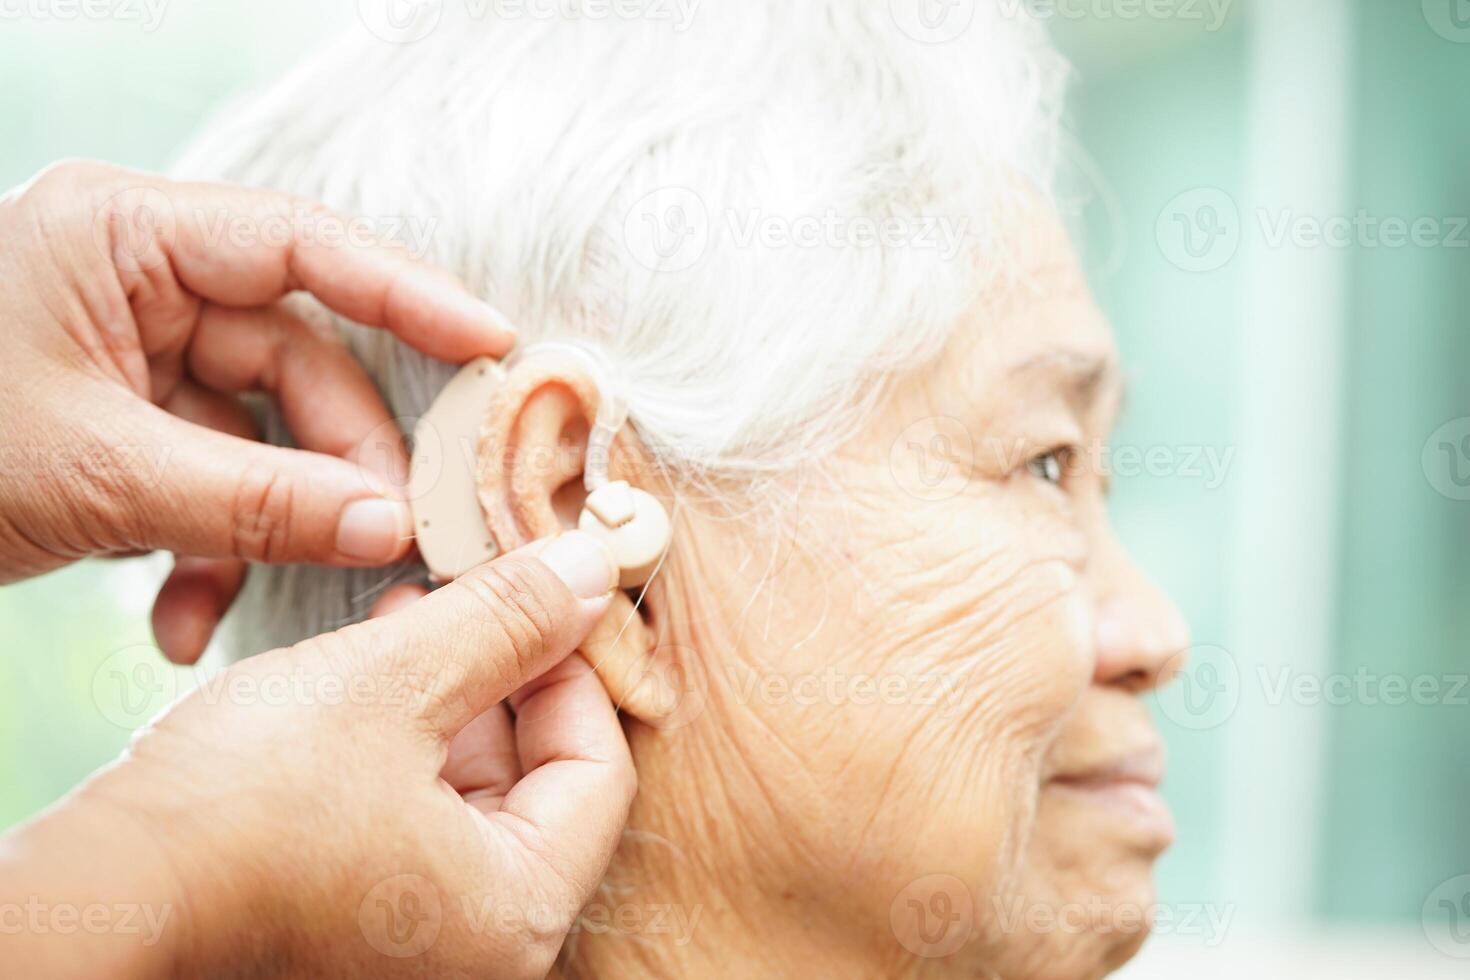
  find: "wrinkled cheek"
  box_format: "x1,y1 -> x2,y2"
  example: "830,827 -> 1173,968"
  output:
860,712 -> 1034,916
973,557 -> 1094,745
900,563 -> 1093,879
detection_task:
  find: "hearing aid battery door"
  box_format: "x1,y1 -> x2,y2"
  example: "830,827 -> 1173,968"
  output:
409,356 -> 505,582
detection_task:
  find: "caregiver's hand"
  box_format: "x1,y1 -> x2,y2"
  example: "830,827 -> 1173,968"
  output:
0,532 -> 632,980
0,161 -> 517,662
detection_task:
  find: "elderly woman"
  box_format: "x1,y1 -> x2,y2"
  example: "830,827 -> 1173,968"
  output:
169,2 -> 1189,977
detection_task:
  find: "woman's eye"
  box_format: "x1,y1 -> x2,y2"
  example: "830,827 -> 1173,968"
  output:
1026,449 -> 1067,485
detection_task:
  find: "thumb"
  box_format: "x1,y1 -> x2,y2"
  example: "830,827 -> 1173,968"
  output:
339,532 -> 618,739
95,400 -> 414,566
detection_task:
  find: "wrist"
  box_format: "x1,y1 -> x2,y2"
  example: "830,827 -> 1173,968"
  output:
0,783 -> 191,979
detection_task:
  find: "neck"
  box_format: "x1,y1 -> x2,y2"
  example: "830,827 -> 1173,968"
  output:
556,538 -> 962,979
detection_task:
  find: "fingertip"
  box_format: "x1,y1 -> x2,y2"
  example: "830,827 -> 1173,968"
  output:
152,561 -> 243,665
472,299 -> 520,354
535,532 -> 619,601
390,267 -> 519,360
368,583 -> 430,619
151,595 -> 215,666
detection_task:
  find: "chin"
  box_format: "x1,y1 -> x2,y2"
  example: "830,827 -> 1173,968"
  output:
1055,855 -> 1162,978
979,805 -> 1169,979
978,901 -> 1158,980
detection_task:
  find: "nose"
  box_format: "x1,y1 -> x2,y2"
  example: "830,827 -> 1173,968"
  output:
1090,538 -> 1191,692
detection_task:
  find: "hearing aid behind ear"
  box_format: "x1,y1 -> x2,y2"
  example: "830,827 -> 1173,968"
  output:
409,342 -> 671,587
409,356 -> 505,582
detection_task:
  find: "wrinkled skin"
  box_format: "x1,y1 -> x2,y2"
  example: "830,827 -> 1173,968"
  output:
563,210 -> 1189,980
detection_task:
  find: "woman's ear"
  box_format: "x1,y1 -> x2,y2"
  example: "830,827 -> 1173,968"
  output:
473,354 -> 681,726
474,362 -> 591,549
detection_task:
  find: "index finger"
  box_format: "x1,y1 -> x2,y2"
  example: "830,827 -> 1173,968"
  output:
102,171 -> 518,362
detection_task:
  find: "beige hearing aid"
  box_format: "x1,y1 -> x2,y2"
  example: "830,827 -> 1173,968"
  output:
580,479 -> 671,590
409,357 -> 505,582
409,342 -> 671,588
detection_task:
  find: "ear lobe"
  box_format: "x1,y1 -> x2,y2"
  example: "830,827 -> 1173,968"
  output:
578,591 -> 685,724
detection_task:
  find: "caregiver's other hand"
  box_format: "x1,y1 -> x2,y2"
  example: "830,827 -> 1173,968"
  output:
0,160 -> 517,662
0,532 -> 631,980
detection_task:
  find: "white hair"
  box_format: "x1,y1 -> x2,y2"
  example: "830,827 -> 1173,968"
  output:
174,0 -> 1069,654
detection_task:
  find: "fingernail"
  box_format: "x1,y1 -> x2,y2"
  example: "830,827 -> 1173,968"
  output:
405,267 -> 518,339
538,531 -> 618,599
482,302 -> 519,341
336,498 -> 411,562
449,290 -> 517,340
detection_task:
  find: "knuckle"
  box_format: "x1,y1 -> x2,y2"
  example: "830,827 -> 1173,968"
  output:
526,905 -> 579,957
23,160 -> 127,222
286,194 -> 336,224
459,560 -> 558,665
229,467 -> 298,562
4,162 -> 108,255
283,196 -> 342,247
31,159 -> 113,198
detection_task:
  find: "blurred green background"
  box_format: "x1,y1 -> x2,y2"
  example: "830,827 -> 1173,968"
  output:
1,2 -> 1466,976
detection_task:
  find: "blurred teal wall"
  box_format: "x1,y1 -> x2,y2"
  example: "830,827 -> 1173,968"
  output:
1,0 -> 1466,953
1323,0 -> 1470,921
1054,0 -> 1470,936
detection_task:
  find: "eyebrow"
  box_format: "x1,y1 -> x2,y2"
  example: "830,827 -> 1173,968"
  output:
1009,349 -> 1121,412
